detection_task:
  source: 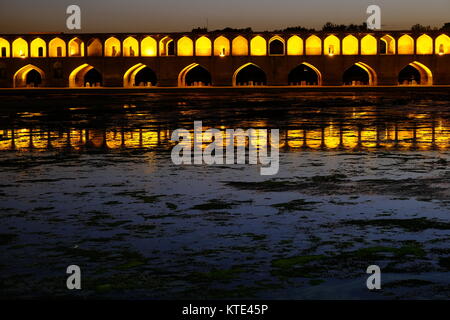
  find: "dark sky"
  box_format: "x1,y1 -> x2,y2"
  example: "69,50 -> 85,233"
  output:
0,0 -> 449,34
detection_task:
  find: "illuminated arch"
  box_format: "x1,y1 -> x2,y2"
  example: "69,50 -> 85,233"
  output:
305,35 -> 321,55
398,35 -> 414,54
178,63 -> 211,87
123,63 -> 157,87
12,38 -> 28,58
324,35 -> 340,55
416,34 -> 433,55
343,62 -> 377,86
213,36 -> 230,56
123,37 -> 139,57
361,35 -> 377,55
232,36 -> 248,56
141,36 -> 157,57
435,34 -> 450,55
342,35 -> 358,55
288,62 -> 322,86
177,36 -> 194,56
250,36 -> 267,56
105,37 -> 121,57
398,61 -> 432,85
13,64 -> 45,88
69,64 -> 102,87
68,37 -> 84,57
49,37 -> 66,57
232,63 -> 266,86
380,35 -> 395,54
287,36 -> 303,55
269,36 -> 285,55
159,36 -> 174,56
0,38 -> 11,58
195,36 -> 212,56
87,38 -> 102,56
30,38 -> 46,57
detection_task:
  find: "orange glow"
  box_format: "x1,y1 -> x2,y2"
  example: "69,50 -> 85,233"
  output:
213,36 -> 230,56
324,35 -> 340,55
68,38 -> 84,57
177,36 -> 194,56
123,37 -> 139,57
435,34 -> 450,55
287,36 -> 303,55
250,36 -> 267,56
361,35 -> 377,55
416,34 -> 433,55
12,38 -> 28,58
342,35 -> 358,55
105,37 -> 121,57
398,34 -> 414,54
141,36 -> 157,57
49,37 -> 66,57
232,36 -> 248,56
195,36 -> 212,56
0,38 -> 11,58
305,35 -> 321,55
30,38 -> 46,57
87,38 -> 102,56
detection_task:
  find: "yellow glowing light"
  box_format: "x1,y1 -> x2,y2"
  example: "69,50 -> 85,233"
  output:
250,36 -> 267,56
416,34 -> 433,55
68,38 -> 84,57
177,36 -> 194,56
342,35 -> 359,55
435,34 -> 450,55
30,38 -> 47,57
214,36 -> 230,56
0,37 -> 11,58
398,34 -> 414,54
141,36 -> 157,57
195,36 -> 212,56
324,35 -> 340,55
287,35 -> 303,55
87,38 -> 102,56
105,37 -> 121,57
123,36 -> 139,57
49,37 -> 66,57
232,36 -> 248,56
12,38 -> 28,58
361,34 -> 377,55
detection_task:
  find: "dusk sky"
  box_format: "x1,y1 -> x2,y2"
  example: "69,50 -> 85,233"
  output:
0,0 -> 449,33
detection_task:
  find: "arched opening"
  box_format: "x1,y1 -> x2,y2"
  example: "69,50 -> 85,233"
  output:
69,64 -> 102,87
233,63 -> 266,86
250,36 -> 267,56
380,35 -> 395,54
12,38 -> 28,58
195,36 -> 212,56
53,62 -> 63,79
177,36 -> 194,56
269,36 -> 285,55
287,36 -> 303,55
68,38 -> 84,57
416,34 -> 433,55
13,64 -> 45,88
123,37 -> 139,57
141,36 -> 157,56
105,37 -> 121,57
288,63 -> 321,86
87,38 -> 102,56
30,38 -> 46,57
398,61 -> 432,85
49,37 -> 66,57
343,62 -> 377,86
0,38 -> 10,58
178,64 -> 211,87
342,35 -> 358,55
159,37 -> 174,56
123,63 -> 157,87
306,35 -> 322,55
361,35 -> 377,55
232,36 -> 248,56
213,36 -> 230,57
324,35 -> 340,55
398,35 -> 414,54
435,34 -> 450,55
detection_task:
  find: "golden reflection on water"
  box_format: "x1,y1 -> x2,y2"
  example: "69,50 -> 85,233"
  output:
0,121 -> 449,152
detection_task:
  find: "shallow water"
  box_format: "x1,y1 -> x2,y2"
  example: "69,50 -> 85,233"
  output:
1,91 -> 450,299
